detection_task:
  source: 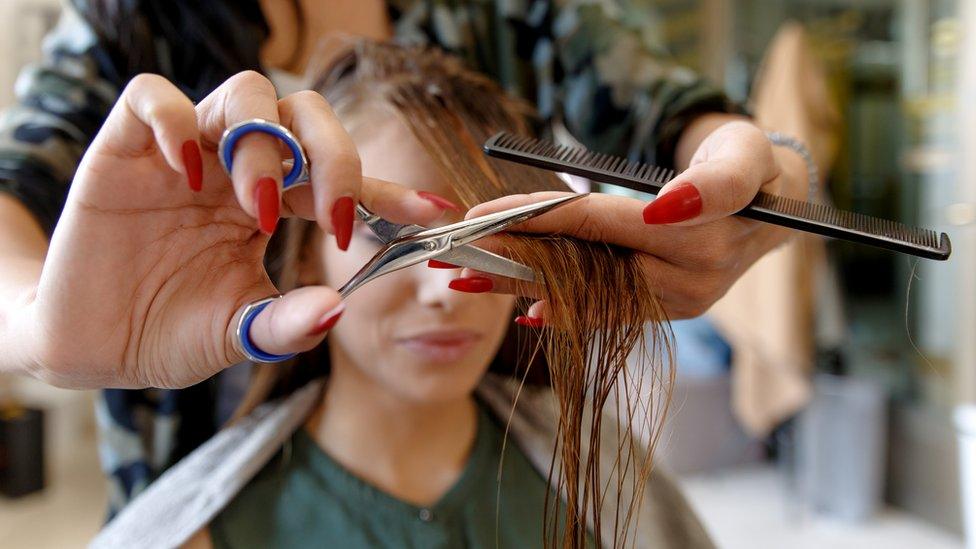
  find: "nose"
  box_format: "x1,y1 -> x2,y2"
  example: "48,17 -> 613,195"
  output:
413,261 -> 467,311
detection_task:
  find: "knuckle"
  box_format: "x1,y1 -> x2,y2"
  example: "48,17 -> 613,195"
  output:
287,89 -> 328,107
228,70 -> 275,94
143,102 -> 185,126
125,73 -> 166,95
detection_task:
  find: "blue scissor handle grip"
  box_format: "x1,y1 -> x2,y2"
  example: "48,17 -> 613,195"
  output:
218,119 -> 309,189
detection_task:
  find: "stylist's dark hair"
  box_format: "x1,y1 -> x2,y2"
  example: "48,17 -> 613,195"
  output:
72,0 -> 303,100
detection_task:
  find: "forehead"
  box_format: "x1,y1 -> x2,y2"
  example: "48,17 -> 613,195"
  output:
349,111 -> 455,199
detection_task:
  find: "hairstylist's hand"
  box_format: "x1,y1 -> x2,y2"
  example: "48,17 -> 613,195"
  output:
458,119 -> 809,322
14,71 -> 452,389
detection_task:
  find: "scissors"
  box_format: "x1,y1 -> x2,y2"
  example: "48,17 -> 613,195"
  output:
219,119 -> 585,362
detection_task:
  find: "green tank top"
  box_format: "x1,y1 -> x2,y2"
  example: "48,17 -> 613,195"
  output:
210,401 -> 595,548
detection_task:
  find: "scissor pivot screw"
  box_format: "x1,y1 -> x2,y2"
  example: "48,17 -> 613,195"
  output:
424,241 -> 436,251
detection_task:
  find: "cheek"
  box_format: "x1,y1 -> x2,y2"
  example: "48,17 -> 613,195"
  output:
480,295 -> 516,339
321,234 -> 408,344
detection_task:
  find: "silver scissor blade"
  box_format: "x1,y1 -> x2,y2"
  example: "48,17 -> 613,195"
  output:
356,204 -> 423,242
435,245 -> 535,282
412,193 -> 588,249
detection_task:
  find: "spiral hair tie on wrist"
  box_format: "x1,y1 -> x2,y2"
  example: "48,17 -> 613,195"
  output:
235,296 -> 298,363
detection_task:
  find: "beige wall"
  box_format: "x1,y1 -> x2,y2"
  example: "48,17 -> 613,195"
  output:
0,0 -> 61,108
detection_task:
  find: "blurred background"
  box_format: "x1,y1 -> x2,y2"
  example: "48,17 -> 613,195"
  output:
0,0 -> 974,547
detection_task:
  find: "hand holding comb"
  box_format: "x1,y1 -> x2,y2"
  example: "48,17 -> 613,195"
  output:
483,132 -> 950,261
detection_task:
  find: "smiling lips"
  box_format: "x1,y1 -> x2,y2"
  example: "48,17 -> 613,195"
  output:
396,329 -> 482,363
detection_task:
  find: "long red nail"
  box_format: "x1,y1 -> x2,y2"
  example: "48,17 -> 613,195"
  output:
331,196 -> 355,251
182,140 -> 202,192
307,303 -> 346,337
642,183 -> 702,224
448,276 -> 493,293
254,177 -> 279,235
428,259 -> 459,269
515,315 -> 545,328
417,191 -> 462,212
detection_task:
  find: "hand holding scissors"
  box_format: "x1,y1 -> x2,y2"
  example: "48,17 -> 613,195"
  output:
15,73 -> 500,388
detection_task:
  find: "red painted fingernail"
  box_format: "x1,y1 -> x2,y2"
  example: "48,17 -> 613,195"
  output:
515,315 -> 545,328
307,303 -> 346,337
331,196 -> 355,251
642,183 -> 702,224
448,276 -> 493,293
182,140 -> 202,192
254,177 -> 279,235
427,259 -> 459,269
417,191 -> 462,212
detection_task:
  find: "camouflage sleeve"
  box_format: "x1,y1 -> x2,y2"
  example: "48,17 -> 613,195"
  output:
0,5 -> 118,238
546,0 -> 746,168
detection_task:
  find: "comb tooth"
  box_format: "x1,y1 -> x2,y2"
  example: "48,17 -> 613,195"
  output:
657,167 -> 672,183
496,133 -> 512,148
636,163 -> 650,180
622,160 -> 634,176
617,159 -> 631,175
512,135 -> 530,151
647,166 -> 661,182
642,164 -> 657,182
529,138 -> 545,155
582,151 -> 600,167
617,157 -> 632,174
567,146 -> 582,162
625,160 -> 640,176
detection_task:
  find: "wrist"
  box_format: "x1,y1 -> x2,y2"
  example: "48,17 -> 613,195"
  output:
771,145 -> 812,201
766,131 -> 818,202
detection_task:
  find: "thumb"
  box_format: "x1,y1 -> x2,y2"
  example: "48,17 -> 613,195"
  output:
642,121 -> 776,227
231,286 -> 345,362
642,158 -> 764,227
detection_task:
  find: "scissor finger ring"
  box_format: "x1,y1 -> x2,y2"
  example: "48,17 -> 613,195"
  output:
218,119 -> 311,189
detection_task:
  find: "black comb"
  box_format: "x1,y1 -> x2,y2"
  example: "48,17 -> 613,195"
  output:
483,132 -> 950,261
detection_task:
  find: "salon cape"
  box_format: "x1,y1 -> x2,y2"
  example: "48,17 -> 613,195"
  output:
90,375 -> 715,549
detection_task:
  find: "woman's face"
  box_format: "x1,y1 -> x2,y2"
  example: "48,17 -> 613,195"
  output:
303,114 -> 516,404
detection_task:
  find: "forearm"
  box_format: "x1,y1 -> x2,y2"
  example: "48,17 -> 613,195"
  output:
0,192 -> 47,375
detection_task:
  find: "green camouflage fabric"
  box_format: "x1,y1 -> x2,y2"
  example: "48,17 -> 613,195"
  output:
0,0 -> 740,518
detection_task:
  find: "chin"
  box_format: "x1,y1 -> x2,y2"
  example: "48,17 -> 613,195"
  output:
379,356 -> 489,404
